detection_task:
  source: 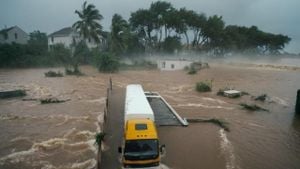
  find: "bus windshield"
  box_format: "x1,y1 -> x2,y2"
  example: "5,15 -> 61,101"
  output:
124,139 -> 159,160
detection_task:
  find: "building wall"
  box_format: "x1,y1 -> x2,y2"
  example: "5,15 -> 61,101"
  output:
157,60 -> 193,71
0,27 -> 29,44
48,33 -> 98,49
48,36 -> 73,48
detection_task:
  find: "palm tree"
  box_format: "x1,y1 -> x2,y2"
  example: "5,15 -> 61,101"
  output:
70,1 -> 103,71
73,1 -> 103,44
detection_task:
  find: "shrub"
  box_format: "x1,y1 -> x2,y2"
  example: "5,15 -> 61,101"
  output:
95,132 -> 106,146
196,81 -> 212,92
65,68 -> 84,76
44,71 -> 63,77
94,52 -> 119,73
187,65 -> 197,74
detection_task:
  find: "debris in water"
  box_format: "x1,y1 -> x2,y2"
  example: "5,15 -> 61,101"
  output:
44,71 -> 63,77
254,94 -> 268,101
186,118 -> 230,132
239,103 -> 269,112
40,98 -> 70,104
217,87 -> 249,98
0,90 -> 26,99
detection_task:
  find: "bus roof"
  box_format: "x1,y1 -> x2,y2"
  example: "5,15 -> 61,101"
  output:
125,119 -> 158,140
125,84 -> 155,122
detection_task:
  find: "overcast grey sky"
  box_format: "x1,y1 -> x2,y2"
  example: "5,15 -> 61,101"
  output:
0,0 -> 299,53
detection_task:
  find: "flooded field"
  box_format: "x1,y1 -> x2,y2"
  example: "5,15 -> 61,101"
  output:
0,62 -> 300,169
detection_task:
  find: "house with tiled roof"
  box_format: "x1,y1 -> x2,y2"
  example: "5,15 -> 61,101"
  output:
0,26 -> 29,44
48,27 -> 99,49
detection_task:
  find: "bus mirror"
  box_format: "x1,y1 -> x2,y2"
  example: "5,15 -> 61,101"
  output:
118,147 -> 122,153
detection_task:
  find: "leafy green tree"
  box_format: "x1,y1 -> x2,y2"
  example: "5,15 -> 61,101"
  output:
28,31 -> 48,55
149,1 -> 174,41
111,14 -> 130,55
130,9 -> 155,51
162,36 -> 182,53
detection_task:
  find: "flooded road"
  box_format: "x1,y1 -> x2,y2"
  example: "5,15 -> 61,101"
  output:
1,62 -> 300,169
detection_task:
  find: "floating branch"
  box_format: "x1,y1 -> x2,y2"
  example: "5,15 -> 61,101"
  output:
239,103 -> 269,112
254,94 -> 268,101
40,98 -> 70,104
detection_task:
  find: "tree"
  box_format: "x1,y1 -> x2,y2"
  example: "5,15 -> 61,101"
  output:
73,1 -> 103,43
111,14 -> 130,55
130,9 -> 155,51
28,31 -> 48,55
72,1 -> 103,72
149,1 -> 174,41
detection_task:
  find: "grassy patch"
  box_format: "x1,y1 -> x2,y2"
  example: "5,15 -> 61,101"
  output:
239,103 -> 269,112
44,70 -> 63,77
0,90 -> 26,99
187,118 -> 229,132
196,81 -> 212,92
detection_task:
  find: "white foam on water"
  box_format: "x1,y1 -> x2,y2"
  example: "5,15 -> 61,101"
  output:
95,113 -> 104,132
219,129 -> 240,169
32,138 -> 67,151
71,159 -> 97,169
176,103 -> 234,110
202,97 -> 227,104
53,115 -> 90,126
0,145 -> 39,165
86,97 -> 106,104
270,96 -> 289,107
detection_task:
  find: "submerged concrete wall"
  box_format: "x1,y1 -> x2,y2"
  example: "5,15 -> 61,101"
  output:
296,89 -> 300,115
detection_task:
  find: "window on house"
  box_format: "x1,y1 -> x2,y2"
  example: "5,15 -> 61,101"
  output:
162,62 -> 166,68
4,33 -> 8,40
14,33 -> 18,39
51,37 -> 54,42
171,64 -> 175,69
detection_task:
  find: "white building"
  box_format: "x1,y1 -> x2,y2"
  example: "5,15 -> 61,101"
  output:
0,26 -> 29,44
48,27 -> 98,49
157,59 -> 193,71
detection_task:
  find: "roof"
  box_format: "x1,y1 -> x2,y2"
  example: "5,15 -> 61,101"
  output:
0,26 -> 16,35
125,84 -> 155,121
125,119 -> 158,140
49,27 -> 73,37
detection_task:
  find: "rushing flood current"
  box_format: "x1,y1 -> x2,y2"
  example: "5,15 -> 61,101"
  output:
1,60 -> 300,169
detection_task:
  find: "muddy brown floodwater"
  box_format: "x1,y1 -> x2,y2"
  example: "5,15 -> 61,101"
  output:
0,63 -> 300,169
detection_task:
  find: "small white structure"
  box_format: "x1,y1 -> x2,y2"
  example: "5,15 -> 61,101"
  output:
48,27 -> 98,49
157,59 -> 193,71
224,90 -> 241,98
125,84 -> 155,123
0,26 -> 29,44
